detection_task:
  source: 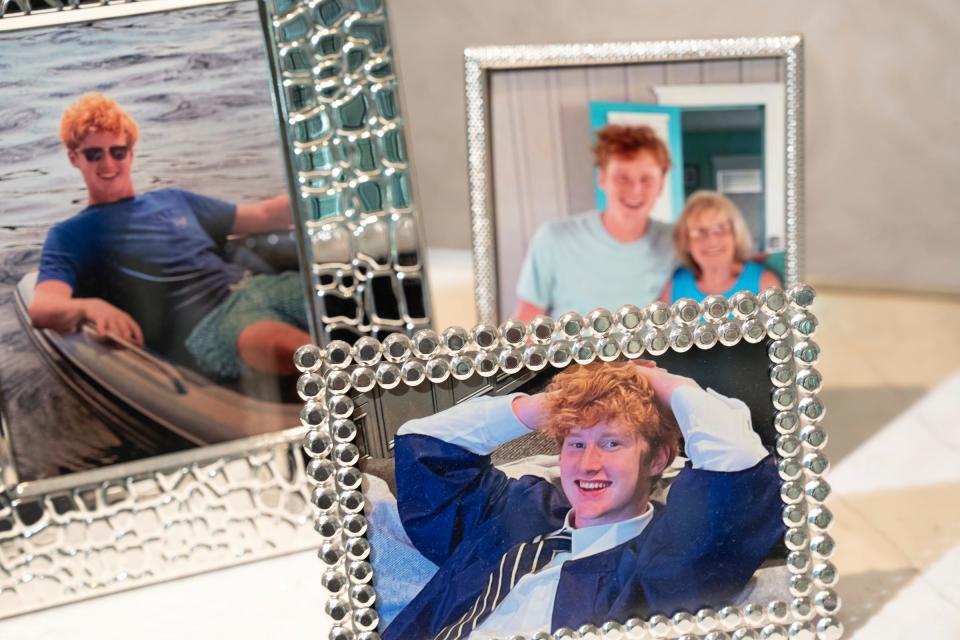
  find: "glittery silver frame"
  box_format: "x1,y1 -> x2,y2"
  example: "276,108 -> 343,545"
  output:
0,0 -> 321,618
300,284 -> 842,640
463,37 -> 805,324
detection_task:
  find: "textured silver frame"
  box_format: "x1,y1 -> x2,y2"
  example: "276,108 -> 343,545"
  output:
300,283 -> 842,640
463,37 -> 805,324
0,0 -> 320,618
260,0 -> 432,346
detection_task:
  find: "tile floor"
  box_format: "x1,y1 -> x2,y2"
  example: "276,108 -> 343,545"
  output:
2,267 -> 958,639
812,288 -> 960,639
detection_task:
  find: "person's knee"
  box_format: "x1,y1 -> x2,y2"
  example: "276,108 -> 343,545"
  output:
236,320 -> 310,375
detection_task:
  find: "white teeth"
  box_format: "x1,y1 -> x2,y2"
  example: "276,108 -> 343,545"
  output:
578,481 -> 611,490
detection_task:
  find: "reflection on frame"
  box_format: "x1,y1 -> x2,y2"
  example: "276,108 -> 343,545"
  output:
0,0 -> 309,483
301,284 -> 841,639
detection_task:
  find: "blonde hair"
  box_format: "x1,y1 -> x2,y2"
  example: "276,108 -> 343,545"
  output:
542,362 -> 680,473
60,93 -> 139,150
592,124 -> 671,174
674,191 -> 753,273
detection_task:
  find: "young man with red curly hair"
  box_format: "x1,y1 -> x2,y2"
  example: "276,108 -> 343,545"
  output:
29,93 -> 310,380
385,362 -> 783,640
513,125 -> 677,322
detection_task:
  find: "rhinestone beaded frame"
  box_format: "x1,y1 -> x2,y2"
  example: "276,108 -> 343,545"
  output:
298,284 -> 841,640
463,36 -> 805,324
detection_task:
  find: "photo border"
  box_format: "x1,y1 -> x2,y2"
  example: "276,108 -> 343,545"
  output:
463,36 -> 805,325
302,283 -> 842,640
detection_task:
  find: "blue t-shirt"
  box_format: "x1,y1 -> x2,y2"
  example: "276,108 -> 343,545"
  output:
516,211 -> 676,316
38,188 -> 243,362
668,261 -> 765,303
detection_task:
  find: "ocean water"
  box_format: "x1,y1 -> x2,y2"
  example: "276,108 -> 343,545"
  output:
0,1 -> 287,225
0,0 -> 295,481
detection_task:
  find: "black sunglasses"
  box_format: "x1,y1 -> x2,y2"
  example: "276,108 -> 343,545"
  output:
78,146 -> 130,162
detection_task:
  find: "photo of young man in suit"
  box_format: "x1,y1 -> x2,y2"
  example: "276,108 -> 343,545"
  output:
386,360 -> 784,640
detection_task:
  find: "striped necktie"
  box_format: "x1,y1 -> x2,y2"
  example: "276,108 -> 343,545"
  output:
435,529 -> 573,640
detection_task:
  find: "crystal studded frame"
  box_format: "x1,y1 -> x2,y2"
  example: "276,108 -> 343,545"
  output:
463,36 -> 805,324
259,0 -> 432,345
0,0 -> 322,619
298,284 -> 843,640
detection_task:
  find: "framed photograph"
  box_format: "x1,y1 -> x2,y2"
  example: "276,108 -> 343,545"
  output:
0,0 -> 322,617
463,37 -> 803,324
300,284 -> 842,639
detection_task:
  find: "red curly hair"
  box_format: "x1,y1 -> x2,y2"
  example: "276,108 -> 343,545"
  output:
592,124 -> 671,173
60,93 -> 139,150
542,362 -> 680,467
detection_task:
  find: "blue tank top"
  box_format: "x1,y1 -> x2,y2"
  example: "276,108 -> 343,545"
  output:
669,261 -> 765,303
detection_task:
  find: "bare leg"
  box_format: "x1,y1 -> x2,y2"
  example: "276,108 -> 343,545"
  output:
236,320 -> 311,375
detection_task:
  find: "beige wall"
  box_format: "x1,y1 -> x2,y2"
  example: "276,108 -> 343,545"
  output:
387,0 -> 960,293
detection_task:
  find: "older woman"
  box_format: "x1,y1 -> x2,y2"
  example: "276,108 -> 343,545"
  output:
660,191 -> 781,303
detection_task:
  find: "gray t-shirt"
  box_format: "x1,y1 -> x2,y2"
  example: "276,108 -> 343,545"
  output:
516,210 -> 676,316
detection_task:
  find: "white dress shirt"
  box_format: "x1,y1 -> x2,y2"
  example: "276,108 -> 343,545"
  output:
396,384 -> 768,639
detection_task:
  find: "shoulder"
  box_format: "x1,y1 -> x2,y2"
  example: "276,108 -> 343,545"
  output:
45,207 -> 99,238
648,220 -> 676,247
131,188 -> 189,208
670,265 -> 695,282
145,187 -> 190,201
531,212 -> 602,250
672,264 -> 692,277
757,265 -> 782,289
742,260 -> 778,281
540,211 -> 598,236
649,219 -> 674,235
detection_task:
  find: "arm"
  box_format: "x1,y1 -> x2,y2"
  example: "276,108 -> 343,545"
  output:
635,366 -> 783,614
394,394 -> 565,565
29,280 -> 144,344
759,268 -> 782,291
514,225 -> 554,319
232,194 -> 292,235
656,280 -> 671,304
512,299 -> 547,324
641,366 -> 767,471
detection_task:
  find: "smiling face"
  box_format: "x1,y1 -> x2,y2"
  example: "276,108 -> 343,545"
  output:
598,151 -> 665,228
68,129 -> 136,206
559,420 -> 669,529
686,207 -> 737,272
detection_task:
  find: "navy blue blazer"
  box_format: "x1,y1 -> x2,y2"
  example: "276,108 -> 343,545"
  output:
384,434 -> 784,640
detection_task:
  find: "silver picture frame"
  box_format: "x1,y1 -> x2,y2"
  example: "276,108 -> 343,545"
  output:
463,36 -> 805,324
300,283 -> 842,639
0,0 -> 408,618
260,0 -> 433,346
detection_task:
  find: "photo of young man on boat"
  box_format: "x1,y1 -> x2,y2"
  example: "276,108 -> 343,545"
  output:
0,1 -> 307,482
384,360 -> 784,639
27,92 -> 309,383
